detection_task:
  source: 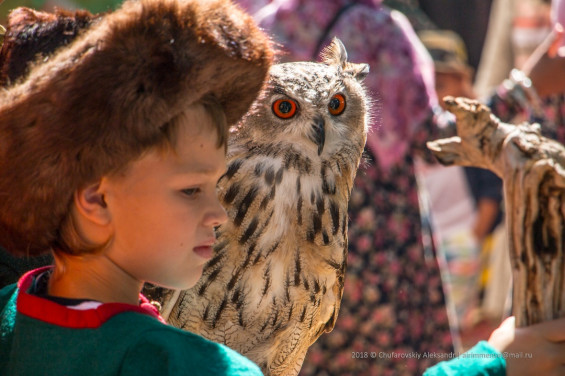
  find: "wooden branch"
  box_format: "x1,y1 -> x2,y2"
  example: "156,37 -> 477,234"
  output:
427,96 -> 565,327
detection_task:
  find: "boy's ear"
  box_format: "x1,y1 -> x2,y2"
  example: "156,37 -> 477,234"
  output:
74,182 -> 110,226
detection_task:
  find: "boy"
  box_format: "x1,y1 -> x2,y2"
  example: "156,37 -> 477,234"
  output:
0,0 -> 273,374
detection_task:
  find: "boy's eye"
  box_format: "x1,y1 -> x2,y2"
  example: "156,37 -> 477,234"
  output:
181,188 -> 200,197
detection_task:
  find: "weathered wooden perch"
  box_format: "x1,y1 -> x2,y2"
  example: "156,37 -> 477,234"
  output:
427,96 -> 565,327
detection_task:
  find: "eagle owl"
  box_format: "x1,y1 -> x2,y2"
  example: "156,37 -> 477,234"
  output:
159,38 -> 370,376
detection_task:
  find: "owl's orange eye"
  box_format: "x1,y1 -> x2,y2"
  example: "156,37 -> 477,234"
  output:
272,99 -> 297,119
328,93 -> 346,116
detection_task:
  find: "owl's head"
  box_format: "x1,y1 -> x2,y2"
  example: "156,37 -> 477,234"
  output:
237,38 -> 370,157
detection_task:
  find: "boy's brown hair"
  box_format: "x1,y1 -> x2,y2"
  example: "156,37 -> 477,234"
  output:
0,0 -> 274,257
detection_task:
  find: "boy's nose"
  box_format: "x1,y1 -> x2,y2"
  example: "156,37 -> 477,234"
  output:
205,198 -> 228,228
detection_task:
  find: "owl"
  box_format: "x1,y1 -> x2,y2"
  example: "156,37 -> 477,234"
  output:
159,38 -> 370,376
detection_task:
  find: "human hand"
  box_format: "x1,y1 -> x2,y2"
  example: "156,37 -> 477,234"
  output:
522,24 -> 565,98
488,316 -> 565,376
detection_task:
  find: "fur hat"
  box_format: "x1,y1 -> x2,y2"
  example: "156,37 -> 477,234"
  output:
0,7 -> 101,87
0,0 -> 274,256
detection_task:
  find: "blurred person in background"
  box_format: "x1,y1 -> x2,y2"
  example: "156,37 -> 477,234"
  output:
474,0 -> 551,99
474,0 -> 565,324
417,29 -> 505,349
485,0 -> 565,136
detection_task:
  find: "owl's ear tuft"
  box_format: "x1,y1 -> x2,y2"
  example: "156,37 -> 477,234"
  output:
320,38 -> 369,81
320,37 -> 347,67
344,62 -> 369,81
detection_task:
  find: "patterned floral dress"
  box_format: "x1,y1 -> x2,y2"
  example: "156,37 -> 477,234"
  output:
237,1 -> 455,374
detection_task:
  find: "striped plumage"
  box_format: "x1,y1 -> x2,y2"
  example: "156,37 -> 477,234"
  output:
163,39 -> 369,376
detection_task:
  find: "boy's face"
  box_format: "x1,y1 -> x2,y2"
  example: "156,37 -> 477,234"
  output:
100,106 -> 228,290
435,71 -> 474,110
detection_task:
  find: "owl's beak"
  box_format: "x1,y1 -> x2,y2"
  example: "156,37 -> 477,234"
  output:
311,117 -> 325,155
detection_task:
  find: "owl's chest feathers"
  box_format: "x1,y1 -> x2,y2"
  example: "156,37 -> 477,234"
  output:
208,147 -> 354,327
220,146 -> 353,255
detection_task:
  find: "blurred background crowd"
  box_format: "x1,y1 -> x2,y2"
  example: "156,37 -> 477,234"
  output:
1,0 -> 564,375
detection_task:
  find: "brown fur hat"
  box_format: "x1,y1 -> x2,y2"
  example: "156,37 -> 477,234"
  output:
0,7 -> 101,87
0,0 -> 273,256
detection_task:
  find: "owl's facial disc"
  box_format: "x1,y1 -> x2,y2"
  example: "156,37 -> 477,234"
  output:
311,116 -> 325,155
